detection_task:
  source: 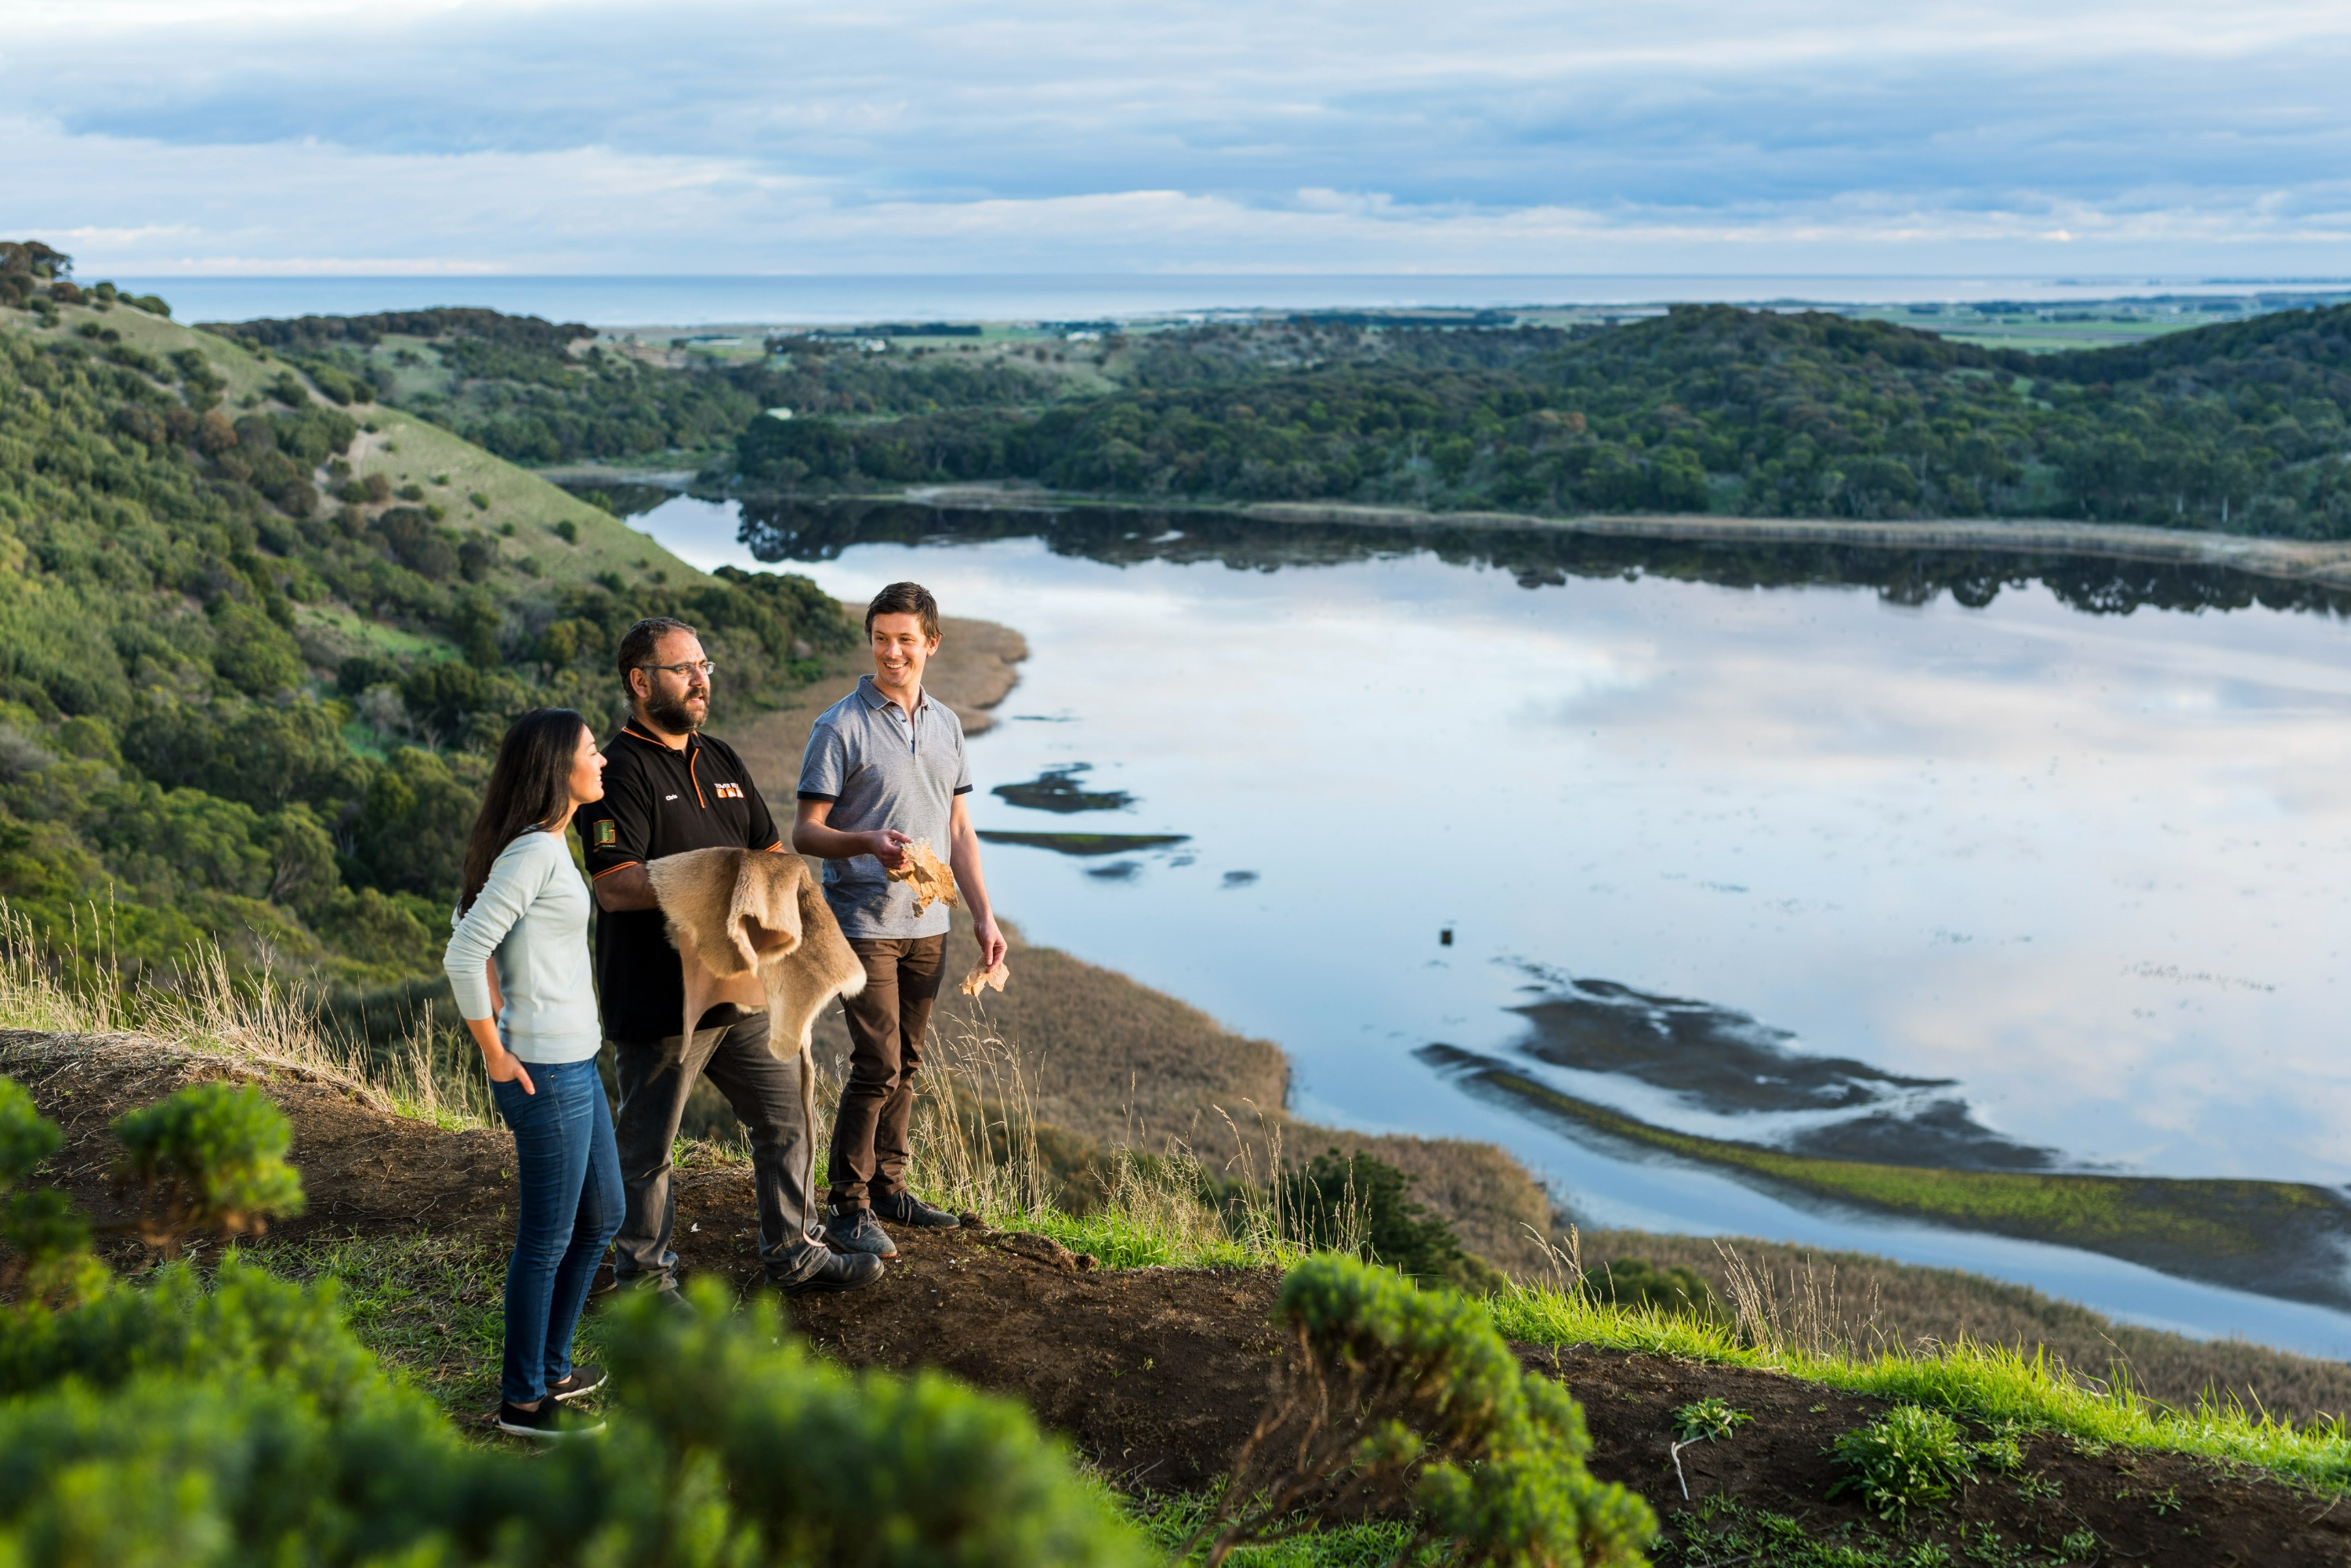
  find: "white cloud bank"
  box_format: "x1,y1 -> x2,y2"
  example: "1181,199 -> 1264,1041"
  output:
5,0 -> 2351,275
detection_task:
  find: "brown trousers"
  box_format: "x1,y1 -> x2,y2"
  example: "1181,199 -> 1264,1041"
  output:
826,934 -> 947,1210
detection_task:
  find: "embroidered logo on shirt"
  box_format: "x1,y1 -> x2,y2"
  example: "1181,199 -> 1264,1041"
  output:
715,782 -> 744,799
664,794 -> 679,802
592,820 -> 616,848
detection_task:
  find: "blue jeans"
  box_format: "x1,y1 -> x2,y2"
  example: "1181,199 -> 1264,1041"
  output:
491,1058 -> 623,1407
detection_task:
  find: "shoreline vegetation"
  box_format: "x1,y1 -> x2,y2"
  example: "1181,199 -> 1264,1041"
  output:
1425,1045 -> 2351,1313
881,483 -> 2351,591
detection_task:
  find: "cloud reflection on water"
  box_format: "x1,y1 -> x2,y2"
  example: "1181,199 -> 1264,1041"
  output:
640,495 -> 2351,1193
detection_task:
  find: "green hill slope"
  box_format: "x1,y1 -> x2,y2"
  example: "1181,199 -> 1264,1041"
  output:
0,253 -> 853,998
207,307 -> 1056,469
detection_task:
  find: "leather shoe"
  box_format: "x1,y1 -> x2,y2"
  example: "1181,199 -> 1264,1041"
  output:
823,1206 -> 899,1258
777,1248 -> 886,1296
874,1190 -> 961,1229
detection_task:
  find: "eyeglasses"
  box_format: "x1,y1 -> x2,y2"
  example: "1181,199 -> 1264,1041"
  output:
639,660 -> 715,680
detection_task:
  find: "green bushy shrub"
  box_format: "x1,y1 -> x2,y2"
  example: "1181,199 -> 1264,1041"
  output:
1192,1253 -> 1654,1566
601,1281 -> 1150,1567
0,1074 -> 1146,1564
111,1081 -> 306,1254
1828,1404 -> 1976,1521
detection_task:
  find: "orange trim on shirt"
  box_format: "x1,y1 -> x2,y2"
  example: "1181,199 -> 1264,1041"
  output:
590,860 -> 641,880
762,840 -> 784,852
686,748 -> 708,808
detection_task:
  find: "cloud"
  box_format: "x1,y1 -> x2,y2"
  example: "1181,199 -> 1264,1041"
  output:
7,0 -> 2351,274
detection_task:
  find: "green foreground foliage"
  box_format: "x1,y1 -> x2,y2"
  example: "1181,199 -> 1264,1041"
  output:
1189,1254 -> 1654,1567
0,1071 -> 1152,1565
3,1068 -> 1651,1566
0,1266 -> 1152,1568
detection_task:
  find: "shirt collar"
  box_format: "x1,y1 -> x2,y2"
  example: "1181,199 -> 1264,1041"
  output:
620,722 -> 697,755
856,674 -> 929,715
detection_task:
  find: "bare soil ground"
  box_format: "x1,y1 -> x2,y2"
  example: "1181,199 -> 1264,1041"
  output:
1556,1345 -> 2351,1566
8,1027 -> 2346,1561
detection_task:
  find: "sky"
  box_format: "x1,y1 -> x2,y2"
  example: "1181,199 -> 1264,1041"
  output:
7,0 -> 2351,279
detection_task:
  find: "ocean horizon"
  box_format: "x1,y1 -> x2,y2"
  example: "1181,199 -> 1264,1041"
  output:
101,272 -> 2351,328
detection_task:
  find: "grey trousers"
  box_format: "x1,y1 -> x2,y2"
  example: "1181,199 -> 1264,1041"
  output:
610,1007 -> 828,1287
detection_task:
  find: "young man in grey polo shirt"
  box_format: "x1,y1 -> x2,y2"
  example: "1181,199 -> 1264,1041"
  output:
794,581 -> 1008,1256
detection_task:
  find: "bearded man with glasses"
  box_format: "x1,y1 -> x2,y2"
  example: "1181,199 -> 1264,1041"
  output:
576,616 -> 880,1307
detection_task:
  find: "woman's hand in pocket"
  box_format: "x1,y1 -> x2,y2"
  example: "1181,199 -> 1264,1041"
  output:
485,1048 -> 537,1095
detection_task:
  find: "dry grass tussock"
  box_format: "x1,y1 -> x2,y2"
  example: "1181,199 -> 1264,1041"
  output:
805,907 -> 1292,1165
817,1003 -> 1367,1266
0,904 -> 496,1130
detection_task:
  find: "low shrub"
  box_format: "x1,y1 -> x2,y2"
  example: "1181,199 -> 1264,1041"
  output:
1671,1397 -> 1751,1444
1189,1253 -> 1654,1566
0,1074 -> 1150,1564
1828,1404 -> 1976,1522
111,1081 -> 306,1254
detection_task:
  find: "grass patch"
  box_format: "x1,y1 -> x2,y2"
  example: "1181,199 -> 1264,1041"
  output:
1440,1052 -> 2351,1298
1130,1490 -> 1437,1566
1022,1205 -> 1266,1271
249,1231 -> 529,1421
1488,1284 -> 2351,1490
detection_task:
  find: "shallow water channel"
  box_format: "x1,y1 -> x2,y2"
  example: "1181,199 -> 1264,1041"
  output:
632,494 -> 2351,1355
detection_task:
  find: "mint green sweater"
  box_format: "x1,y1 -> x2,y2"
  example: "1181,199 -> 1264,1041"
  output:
441,829 -> 603,1063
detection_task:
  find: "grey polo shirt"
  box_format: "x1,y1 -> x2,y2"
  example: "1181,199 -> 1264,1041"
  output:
798,675 -> 973,938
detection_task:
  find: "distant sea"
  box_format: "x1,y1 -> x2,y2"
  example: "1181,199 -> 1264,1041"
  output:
101,273 -> 2351,328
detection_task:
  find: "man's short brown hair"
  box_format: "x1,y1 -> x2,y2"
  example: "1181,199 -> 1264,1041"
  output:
615,615 -> 698,693
864,581 -> 940,640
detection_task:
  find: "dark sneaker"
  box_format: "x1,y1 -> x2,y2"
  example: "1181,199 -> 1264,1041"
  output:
497,1400 -> 607,1439
776,1249 -> 886,1297
823,1206 -> 898,1258
545,1363 -> 606,1402
874,1190 -> 962,1229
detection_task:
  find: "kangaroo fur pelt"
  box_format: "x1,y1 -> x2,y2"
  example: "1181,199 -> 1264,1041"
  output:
645,848 -> 866,1200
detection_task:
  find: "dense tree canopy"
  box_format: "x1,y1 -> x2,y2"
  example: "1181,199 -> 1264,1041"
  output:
726,305 -> 2351,539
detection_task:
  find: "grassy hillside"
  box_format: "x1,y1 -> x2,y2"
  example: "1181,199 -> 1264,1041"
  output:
0,257 -> 855,1001
207,307 -> 1060,468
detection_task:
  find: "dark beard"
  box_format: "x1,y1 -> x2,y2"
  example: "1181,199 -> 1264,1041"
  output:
643,690 -> 705,734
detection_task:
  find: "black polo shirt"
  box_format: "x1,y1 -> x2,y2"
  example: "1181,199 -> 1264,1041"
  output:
577,723 -> 783,1045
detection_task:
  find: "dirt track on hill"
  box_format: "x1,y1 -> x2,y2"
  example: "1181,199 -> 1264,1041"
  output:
9,1029 -> 2347,1562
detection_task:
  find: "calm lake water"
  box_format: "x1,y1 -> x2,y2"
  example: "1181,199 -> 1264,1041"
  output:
635,495 -> 2351,1353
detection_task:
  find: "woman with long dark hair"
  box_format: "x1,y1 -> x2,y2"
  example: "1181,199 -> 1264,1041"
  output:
442,707 -> 621,1439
